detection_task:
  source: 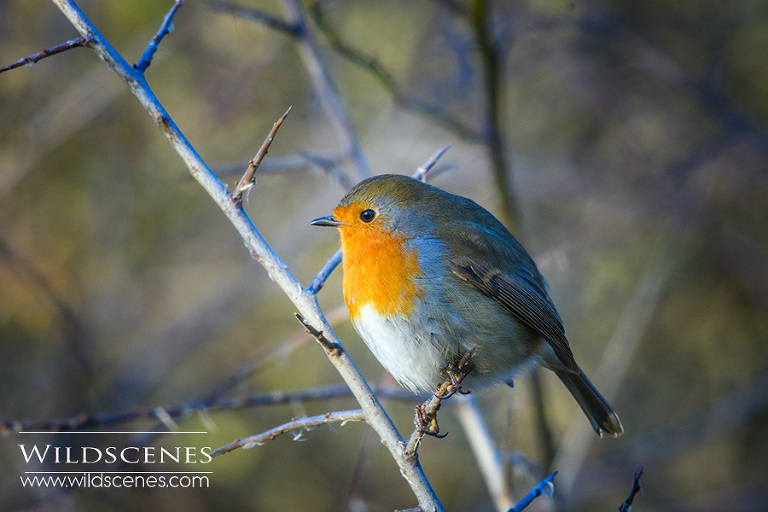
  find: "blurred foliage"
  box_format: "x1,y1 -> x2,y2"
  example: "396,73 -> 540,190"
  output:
1,0 -> 767,511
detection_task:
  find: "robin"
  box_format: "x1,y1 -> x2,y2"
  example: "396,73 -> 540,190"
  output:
311,174 -> 623,437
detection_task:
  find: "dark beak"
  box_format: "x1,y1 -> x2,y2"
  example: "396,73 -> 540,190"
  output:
310,215 -> 343,228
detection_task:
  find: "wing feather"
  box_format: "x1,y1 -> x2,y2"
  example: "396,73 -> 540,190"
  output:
449,257 -> 579,373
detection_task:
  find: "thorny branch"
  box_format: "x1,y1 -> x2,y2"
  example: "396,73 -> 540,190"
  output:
0,36 -> 87,74
212,410 -> 366,456
232,106 -> 292,206
295,312 -> 343,353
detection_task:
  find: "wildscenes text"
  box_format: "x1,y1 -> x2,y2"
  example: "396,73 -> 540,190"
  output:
19,444 -> 213,465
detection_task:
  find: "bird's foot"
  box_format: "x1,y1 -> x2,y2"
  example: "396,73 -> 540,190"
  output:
414,402 -> 447,438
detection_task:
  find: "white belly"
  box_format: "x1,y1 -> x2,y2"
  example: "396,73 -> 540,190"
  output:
352,305 -> 445,393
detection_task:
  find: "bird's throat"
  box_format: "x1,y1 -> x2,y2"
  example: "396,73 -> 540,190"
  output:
340,226 -> 423,320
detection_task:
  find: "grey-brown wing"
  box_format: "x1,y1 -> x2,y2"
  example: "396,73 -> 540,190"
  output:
449,257 -> 579,373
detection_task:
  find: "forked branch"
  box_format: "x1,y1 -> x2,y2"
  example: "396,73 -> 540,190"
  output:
45,2 -> 443,510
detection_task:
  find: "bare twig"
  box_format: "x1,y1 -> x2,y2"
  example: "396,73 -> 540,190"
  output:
232,106 -> 292,205
0,36 -> 86,74
619,467 -> 644,512
48,3 -> 442,509
309,248 -> 342,294
413,144 -> 452,182
295,312 -> 342,353
134,0 -> 184,72
508,471 -> 557,512
212,409 -> 366,456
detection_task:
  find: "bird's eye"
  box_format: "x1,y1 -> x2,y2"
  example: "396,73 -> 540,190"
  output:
360,209 -> 376,223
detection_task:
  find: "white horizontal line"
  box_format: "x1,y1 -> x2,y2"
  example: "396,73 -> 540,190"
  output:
17,432 -> 208,435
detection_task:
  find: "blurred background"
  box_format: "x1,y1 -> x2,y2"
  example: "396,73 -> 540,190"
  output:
1,0 -> 767,510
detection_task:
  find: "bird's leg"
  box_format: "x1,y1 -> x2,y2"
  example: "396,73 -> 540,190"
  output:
412,347 -> 476,438
435,346 -> 476,399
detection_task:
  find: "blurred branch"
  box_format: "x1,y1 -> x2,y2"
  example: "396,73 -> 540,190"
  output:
469,0 -> 519,234
565,370 -> 768,507
619,467 -> 644,512
47,2 -> 442,509
454,394 -> 513,511
279,0 -> 370,180
0,235 -> 92,378
606,369 -> 768,478
0,384 -> 406,433
207,0 -> 300,35
197,303 -> 349,403
0,36 -> 86,73
211,0 -> 373,180
508,471 -> 557,512
232,106 -> 292,206
577,5 -> 768,155
308,3 -> 479,141
556,98 -> 731,493
213,409 -> 365,456
529,369 -> 555,471
554,229 -> 674,493
212,151 -> 349,180
299,151 -> 357,189
134,0 -> 183,72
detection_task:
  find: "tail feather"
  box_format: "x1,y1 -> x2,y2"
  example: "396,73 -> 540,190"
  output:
555,369 -> 623,437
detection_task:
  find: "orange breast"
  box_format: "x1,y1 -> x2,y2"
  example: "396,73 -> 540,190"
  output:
339,221 -> 424,320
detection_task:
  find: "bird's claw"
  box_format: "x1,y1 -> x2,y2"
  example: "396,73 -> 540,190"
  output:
414,403 -> 447,438
412,347 -> 476,439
